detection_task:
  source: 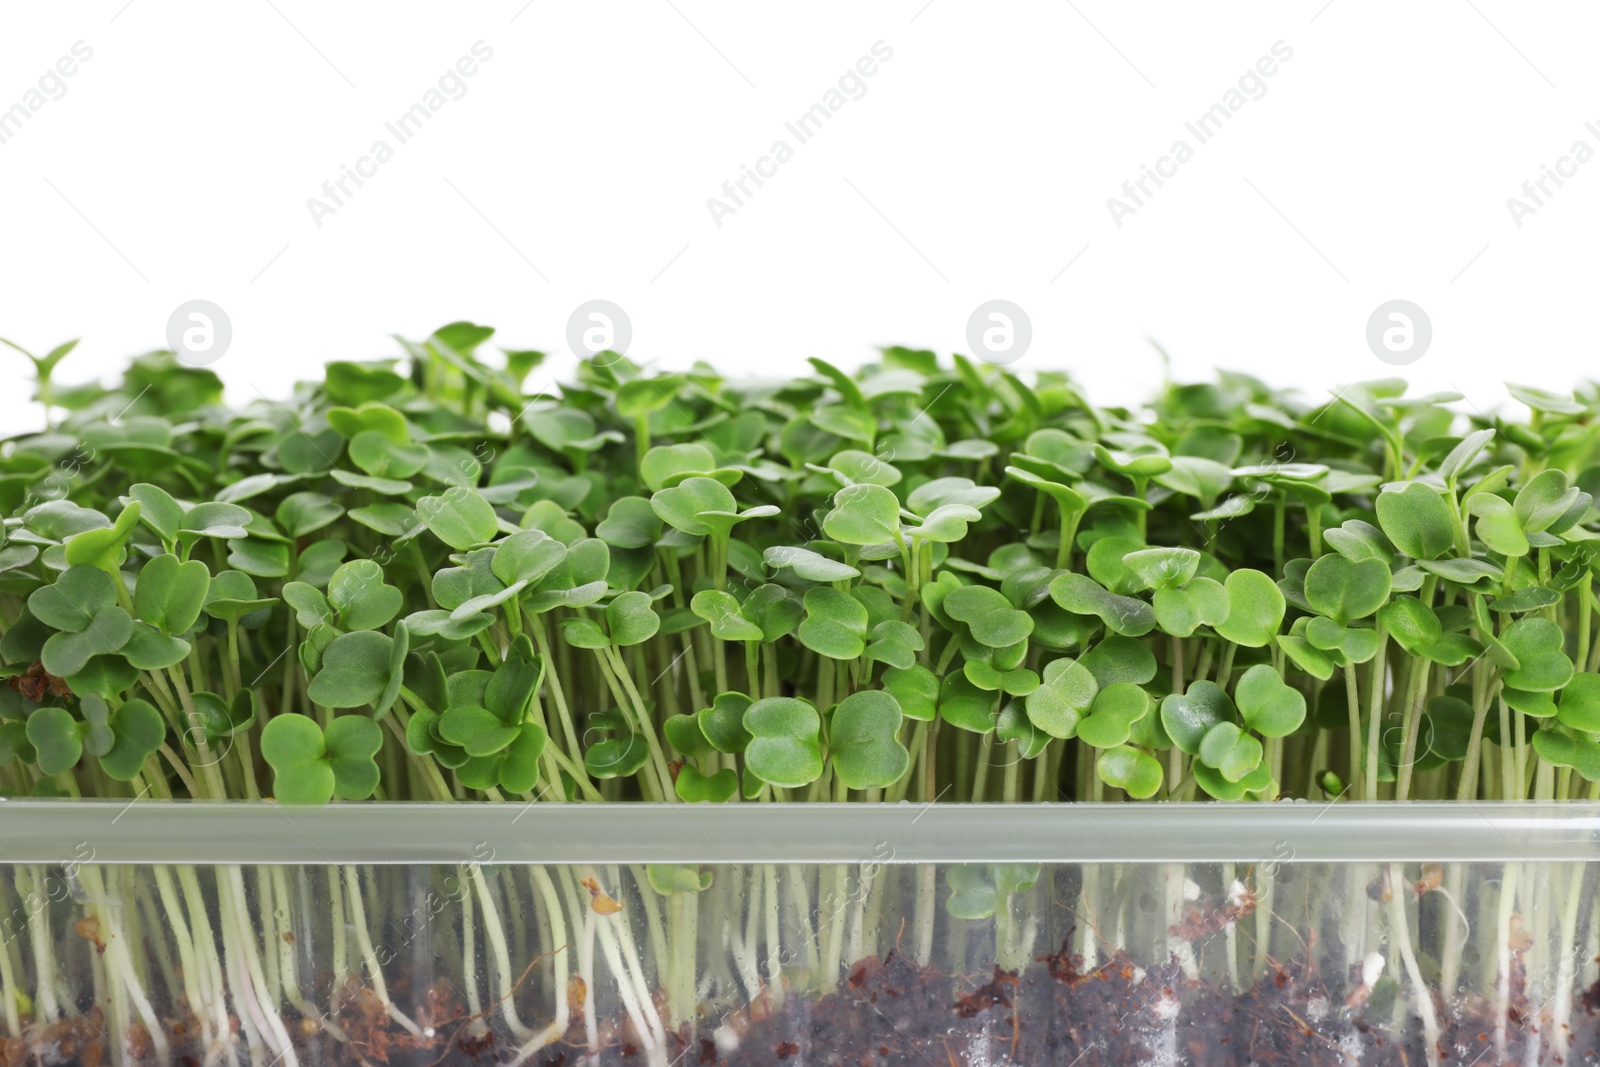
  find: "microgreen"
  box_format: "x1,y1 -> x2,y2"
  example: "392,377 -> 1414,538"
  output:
0,327 -> 1596,817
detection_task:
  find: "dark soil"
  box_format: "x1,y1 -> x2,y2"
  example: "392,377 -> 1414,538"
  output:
6,949 -> 1598,1066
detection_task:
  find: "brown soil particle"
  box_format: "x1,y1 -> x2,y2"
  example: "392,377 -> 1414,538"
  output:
16,948 -> 1600,1067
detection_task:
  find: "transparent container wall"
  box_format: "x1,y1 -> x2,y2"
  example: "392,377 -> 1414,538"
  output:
2,857 -> 1597,1067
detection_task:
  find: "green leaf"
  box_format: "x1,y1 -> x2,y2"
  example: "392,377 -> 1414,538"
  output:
1469,494 -> 1529,557
1160,680 -> 1235,755
1214,569 -> 1285,647
1152,577 -> 1229,638
584,714 -> 649,779
133,554 -> 211,636
1079,636 -> 1157,686
439,705 -> 520,756
1234,665 -> 1306,738
1049,573 -> 1155,637
828,449 -> 902,487
42,607 -> 133,677
64,501 -> 140,573
595,497 -> 663,550
945,864 -> 1040,920
328,560 -> 403,631
1558,673 -> 1600,732
742,697 -> 824,787
346,431 -> 426,480
606,590 -> 660,646
664,713 -> 715,758
1531,727 -> 1600,781
1122,547 -> 1200,591
180,501 -> 252,543
1024,657 -> 1097,739
492,529 -> 568,585
763,546 -> 860,582
1303,554 -> 1391,625
276,492 -> 346,538
1095,745 -> 1163,799
640,443 -> 720,492
262,714 -> 382,804
650,477 -> 737,537
1198,721 -> 1264,782
741,584 -> 803,642
417,487 -> 499,550
943,585 -> 1034,647
699,691 -> 754,753
1439,428 -> 1496,484
307,630 -> 394,708
882,665 -> 940,722
798,587 -> 868,659
1375,482 -> 1455,561
28,565 -> 118,632
1076,682 -> 1151,748
829,690 -> 909,789
674,765 -> 738,802
98,698 -> 165,781
498,723 -> 547,793
691,590 -> 764,642
647,864 -> 713,895
1194,759 -> 1272,801
1501,617 -> 1574,692
822,483 -> 903,546
26,706 -> 83,775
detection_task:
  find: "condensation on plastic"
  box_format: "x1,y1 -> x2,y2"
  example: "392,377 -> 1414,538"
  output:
0,804 -> 1595,1066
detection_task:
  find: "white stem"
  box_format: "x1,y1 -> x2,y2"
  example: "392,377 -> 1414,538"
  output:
223,867 -> 298,1067
208,870 -> 266,1067
253,868 -> 282,1011
1221,862 -> 1240,991
78,866 -> 170,1066
458,865 -> 487,1038
175,866 -> 241,1067
1495,862 -> 1517,1062
506,868 -> 572,1067
269,866 -> 349,1042
553,870 -> 599,1066
344,866 -> 424,1038
326,865 -> 347,1010
762,865 -> 785,1008
590,902 -> 664,1058
847,862 -> 873,971
728,871 -> 762,1006
151,865 -> 210,1054
0,890 -> 20,1035
19,868 -> 58,1024
468,863 -> 533,1040
606,866 -> 666,1046
628,865 -> 669,988
1386,864 -> 1440,1067
787,864 -> 821,979
823,865 -> 848,983
1550,862 -> 1586,1065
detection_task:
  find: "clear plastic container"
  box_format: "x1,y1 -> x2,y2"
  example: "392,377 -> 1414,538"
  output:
2,801 -> 1597,1066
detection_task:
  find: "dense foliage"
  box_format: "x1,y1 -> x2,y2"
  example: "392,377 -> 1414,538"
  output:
3,325 -> 1599,806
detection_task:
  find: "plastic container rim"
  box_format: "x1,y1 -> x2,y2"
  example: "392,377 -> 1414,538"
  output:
0,800 -> 1597,865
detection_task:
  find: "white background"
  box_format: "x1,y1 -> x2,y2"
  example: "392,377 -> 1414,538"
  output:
1,0 -> 1595,433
